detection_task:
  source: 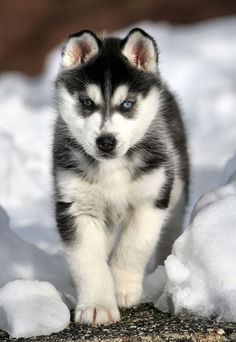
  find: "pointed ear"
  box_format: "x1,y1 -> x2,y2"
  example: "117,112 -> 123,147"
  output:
120,28 -> 158,72
61,30 -> 101,68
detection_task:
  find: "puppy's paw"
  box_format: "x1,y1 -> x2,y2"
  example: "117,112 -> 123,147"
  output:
112,268 -> 144,308
75,305 -> 120,325
116,287 -> 143,307
115,282 -> 144,307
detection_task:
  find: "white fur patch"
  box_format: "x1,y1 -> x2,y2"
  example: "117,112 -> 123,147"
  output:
87,84 -> 102,105
56,86 -> 102,157
130,167 -> 166,206
111,85 -> 129,106
104,87 -> 160,156
170,177 -> 184,208
57,161 -> 130,224
57,162 -> 166,230
57,87 -> 77,124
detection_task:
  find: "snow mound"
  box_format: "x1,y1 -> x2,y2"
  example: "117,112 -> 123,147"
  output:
155,159 -> 236,321
0,205 -> 75,307
0,280 -> 70,338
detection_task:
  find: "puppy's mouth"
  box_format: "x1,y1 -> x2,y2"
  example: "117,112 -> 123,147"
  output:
97,151 -> 116,160
95,143 -> 128,160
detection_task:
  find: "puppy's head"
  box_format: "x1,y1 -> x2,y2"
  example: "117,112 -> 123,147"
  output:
55,28 -> 161,160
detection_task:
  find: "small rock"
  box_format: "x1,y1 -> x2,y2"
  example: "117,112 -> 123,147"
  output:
217,329 -> 225,335
224,325 -> 236,334
230,333 -> 236,342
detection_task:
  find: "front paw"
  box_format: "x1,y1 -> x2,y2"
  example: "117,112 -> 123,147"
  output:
112,268 -> 144,308
75,304 -> 120,325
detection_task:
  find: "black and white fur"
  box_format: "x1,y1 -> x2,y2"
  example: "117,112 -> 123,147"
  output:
53,28 -> 189,325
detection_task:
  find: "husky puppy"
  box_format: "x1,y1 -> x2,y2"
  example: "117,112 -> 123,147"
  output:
53,28 -> 189,325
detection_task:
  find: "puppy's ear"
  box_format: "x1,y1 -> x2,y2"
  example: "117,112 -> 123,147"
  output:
61,30 -> 102,68
121,28 -> 158,72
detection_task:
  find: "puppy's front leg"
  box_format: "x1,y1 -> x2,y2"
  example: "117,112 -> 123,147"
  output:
110,203 -> 168,308
59,207 -> 120,324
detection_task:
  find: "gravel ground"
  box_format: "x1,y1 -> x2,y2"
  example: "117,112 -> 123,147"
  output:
1,304 -> 236,342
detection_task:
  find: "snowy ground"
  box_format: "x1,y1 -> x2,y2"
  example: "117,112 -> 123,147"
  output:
0,17 -> 236,338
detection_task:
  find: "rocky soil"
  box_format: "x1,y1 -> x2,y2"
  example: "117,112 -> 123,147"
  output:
1,304 -> 236,342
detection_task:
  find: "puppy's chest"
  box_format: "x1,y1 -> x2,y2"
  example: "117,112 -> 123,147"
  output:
84,162 -> 164,214
97,166 -> 131,209
59,162 -> 164,222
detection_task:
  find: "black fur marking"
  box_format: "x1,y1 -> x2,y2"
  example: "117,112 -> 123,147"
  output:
53,117 -> 97,176
154,169 -> 174,209
56,37 -> 160,115
78,94 -> 99,118
56,201 -> 76,244
103,69 -> 112,121
127,137 -> 167,179
159,86 -> 189,189
68,30 -> 102,49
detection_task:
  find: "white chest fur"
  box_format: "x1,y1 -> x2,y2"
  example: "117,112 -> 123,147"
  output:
57,159 -> 166,225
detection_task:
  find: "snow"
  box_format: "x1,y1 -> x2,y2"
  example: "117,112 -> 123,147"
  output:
0,205 -> 75,336
154,159 -> 236,321
0,16 -> 236,337
0,206 -> 75,306
0,280 -> 70,338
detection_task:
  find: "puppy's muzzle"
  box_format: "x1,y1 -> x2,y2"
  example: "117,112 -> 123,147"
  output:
96,134 -> 117,153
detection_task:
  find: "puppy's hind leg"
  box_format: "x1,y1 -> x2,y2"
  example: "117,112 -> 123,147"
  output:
155,187 -> 187,265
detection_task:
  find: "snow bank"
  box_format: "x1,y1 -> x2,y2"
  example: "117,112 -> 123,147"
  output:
0,73 -> 57,252
154,157 -> 236,321
0,206 -> 75,305
0,205 -> 75,337
0,280 -> 70,338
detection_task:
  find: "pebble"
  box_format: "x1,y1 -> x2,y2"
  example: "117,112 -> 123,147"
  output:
230,333 -> 236,342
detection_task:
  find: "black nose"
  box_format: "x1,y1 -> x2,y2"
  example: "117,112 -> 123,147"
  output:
96,135 -> 117,153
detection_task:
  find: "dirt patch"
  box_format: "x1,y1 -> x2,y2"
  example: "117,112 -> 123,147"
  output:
1,304 -> 236,341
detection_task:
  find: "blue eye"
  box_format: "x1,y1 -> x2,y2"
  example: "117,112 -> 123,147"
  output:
121,100 -> 135,111
80,98 -> 94,109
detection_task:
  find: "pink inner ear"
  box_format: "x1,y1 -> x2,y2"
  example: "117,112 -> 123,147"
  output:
79,41 -> 92,63
133,40 -> 147,69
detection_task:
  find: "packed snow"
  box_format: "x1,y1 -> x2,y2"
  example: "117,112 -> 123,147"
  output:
147,156 -> 236,321
0,17 -> 236,337
0,206 -> 75,305
0,280 -> 70,338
